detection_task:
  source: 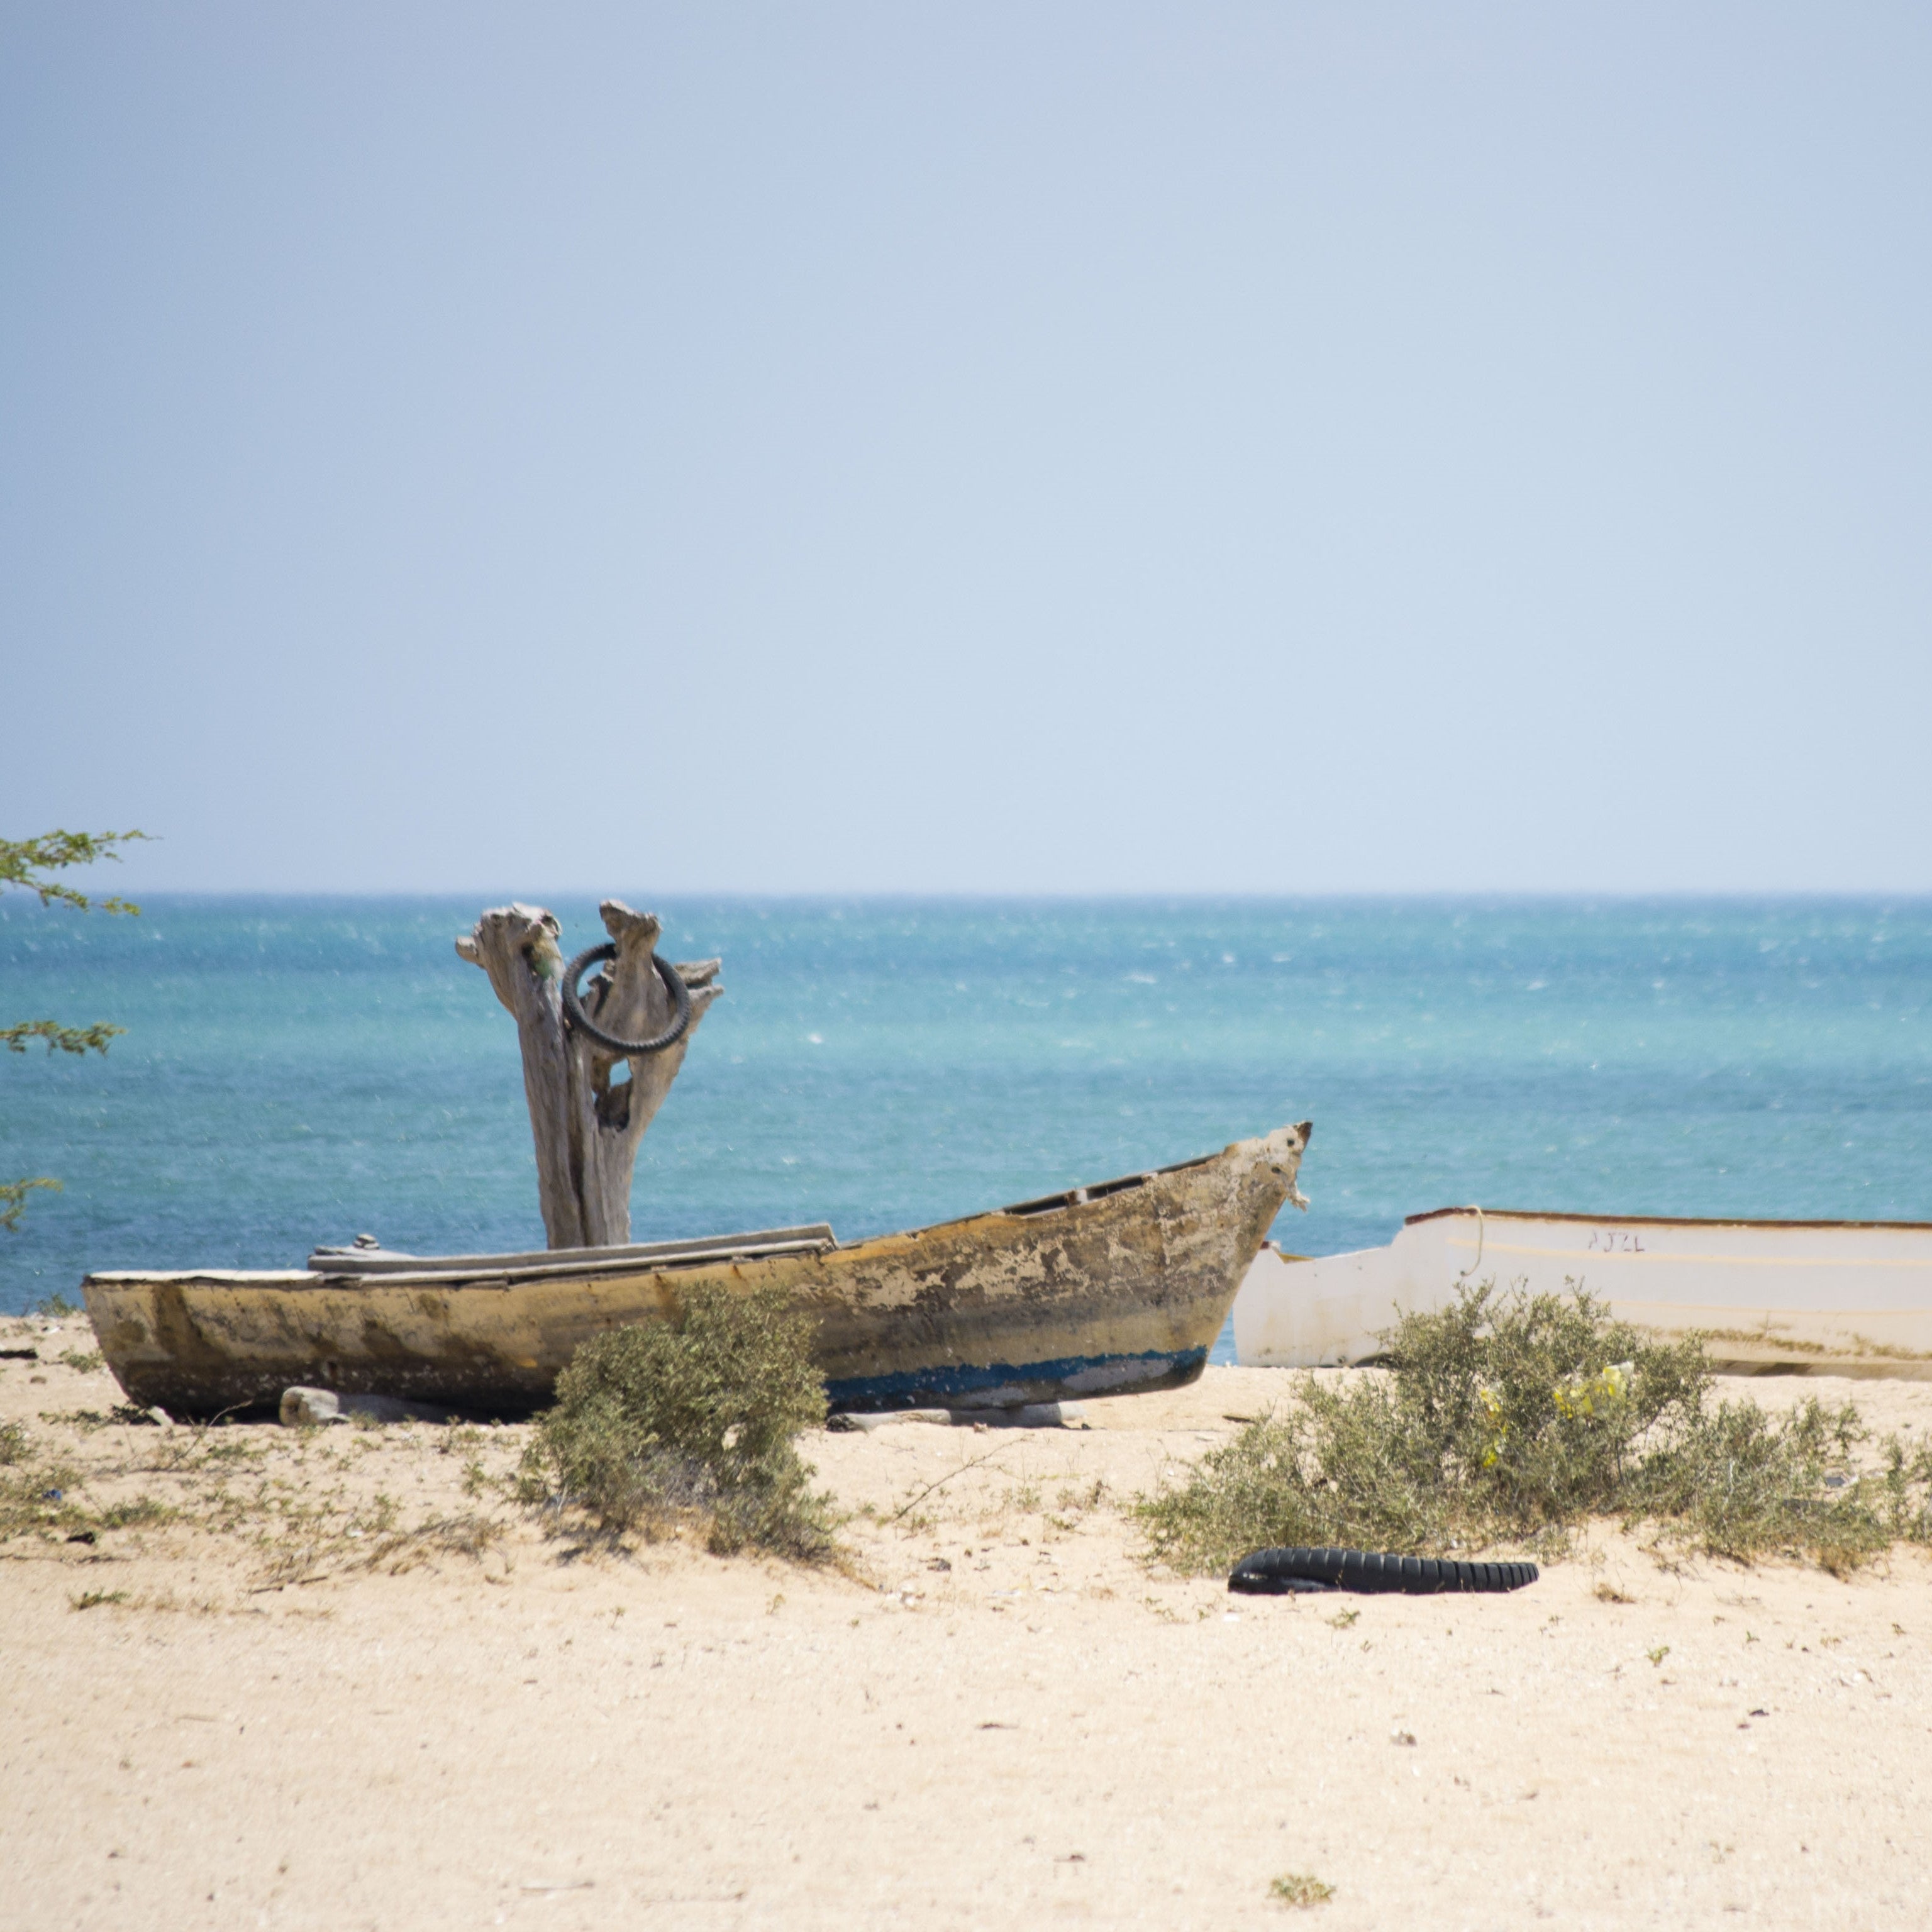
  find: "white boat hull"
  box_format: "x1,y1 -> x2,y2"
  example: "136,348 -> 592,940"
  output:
1233,1209 -> 1932,1379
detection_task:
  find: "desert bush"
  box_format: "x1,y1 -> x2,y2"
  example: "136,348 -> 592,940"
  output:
518,1287 -> 835,1559
1138,1280 -> 1929,1574
1627,1393 -> 1914,1571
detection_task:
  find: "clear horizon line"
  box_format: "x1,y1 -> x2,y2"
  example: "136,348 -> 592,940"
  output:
10,884 -> 1932,906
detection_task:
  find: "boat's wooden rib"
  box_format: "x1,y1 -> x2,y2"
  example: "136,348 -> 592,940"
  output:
84,1124 -> 1311,1419
1233,1204 -> 1932,1379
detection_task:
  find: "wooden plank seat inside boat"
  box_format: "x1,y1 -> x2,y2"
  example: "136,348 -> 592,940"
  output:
303,1225 -> 840,1284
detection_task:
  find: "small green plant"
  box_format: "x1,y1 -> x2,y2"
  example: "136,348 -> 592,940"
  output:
1647,1645 -> 1670,1667
517,1287 -> 835,1559
29,1291 -> 80,1319
57,1349 -> 104,1374
97,1496 -> 174,1530
1136,1280 -> 1930,1574
1270,1872 -> 1334,1907
71,1589 -> 128,1611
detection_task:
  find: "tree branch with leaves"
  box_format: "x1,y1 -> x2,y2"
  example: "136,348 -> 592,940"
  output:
3,828 -> 149,1231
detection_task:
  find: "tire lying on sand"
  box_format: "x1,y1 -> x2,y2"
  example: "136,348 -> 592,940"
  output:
1228,1546 -> 1539,1596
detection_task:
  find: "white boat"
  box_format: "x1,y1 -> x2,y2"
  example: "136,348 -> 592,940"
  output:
1233,1208 -> 1932,1380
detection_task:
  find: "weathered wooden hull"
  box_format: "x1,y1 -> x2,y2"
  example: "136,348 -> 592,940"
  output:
84,1124 -> 1310,1419
1234,1205 -> 1932,1379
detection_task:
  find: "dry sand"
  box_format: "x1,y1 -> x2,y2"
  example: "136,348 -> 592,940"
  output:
6,1316 -> 1932,1930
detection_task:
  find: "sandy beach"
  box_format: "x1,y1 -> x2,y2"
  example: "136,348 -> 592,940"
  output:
6,1318 -> 1932,1931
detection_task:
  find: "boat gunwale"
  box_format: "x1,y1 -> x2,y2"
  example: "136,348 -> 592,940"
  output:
309,1238 -> 836,1289
304,1223 -> 838,1275
82,1185 -> 1163,1294
84,1140 -> 1262,1295
84,1241 -> 835,1294
1404,1206 -> 1932,1235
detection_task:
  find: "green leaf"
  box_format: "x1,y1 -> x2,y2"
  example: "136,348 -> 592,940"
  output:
1,1177 -> 61,1234
2,1020 -> 126,1057
0,829 -> 151,914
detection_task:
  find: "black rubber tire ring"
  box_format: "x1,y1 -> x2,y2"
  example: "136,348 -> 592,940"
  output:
1228,1546 -> 1539,1596
560,943 -> 692,1056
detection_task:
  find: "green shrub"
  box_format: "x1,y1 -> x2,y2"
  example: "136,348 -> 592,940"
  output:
1629,1393 -> 1902,1570
1138,1280 -> 1928,1574
518,1287 -> 835,1559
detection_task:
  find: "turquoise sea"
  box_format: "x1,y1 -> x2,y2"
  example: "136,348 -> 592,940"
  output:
5,898 -> 1931,1361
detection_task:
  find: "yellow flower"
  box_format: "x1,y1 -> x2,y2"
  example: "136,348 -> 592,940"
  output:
1555,1361 -> 1633,1419
1477,1385 -> 1509,1468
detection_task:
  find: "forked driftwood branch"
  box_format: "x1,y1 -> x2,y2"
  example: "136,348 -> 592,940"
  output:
457,900 -> 721,1250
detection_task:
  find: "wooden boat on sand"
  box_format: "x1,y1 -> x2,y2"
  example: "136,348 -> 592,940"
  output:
1233,1205 -> 1932,1380
84,1123 -> 1311,1419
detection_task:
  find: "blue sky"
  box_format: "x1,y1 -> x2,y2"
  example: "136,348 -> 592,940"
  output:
3,4 -> 1928,894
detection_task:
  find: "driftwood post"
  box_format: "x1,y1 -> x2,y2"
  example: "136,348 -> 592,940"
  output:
457,899 -> 721,1250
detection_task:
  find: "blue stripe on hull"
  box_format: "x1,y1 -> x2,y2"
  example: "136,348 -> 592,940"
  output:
824,1346 -> 1208,1414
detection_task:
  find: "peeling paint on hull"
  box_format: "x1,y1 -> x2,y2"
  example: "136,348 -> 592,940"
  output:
84,1124 -> 1310,1419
